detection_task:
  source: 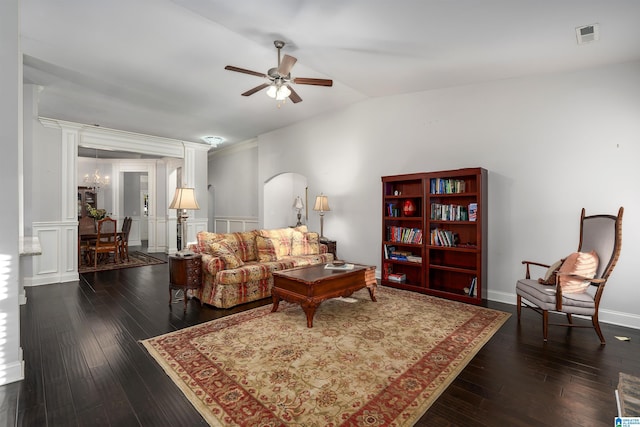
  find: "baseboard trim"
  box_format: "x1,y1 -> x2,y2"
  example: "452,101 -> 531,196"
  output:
493,290 -> 640,330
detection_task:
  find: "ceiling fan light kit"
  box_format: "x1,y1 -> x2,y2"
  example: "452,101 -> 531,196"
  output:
225,40 -> 332,106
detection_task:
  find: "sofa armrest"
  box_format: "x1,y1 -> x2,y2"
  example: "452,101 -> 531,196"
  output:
201,253 -> 225,276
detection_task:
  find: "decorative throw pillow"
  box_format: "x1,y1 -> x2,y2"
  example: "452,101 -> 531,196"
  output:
259,228 -> 294,259
197,231 -> 222,253
255,235 -> 278,262
538,259 -> 565,285
208,241 -> 244,269
557,251 -> 599,294
291,231 -> 320,256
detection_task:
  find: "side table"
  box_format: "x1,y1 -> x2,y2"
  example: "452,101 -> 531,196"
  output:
169,254 -> 203,311
322,239 -> 337,259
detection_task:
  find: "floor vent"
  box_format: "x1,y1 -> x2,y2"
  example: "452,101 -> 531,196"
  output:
576,23 -> 600,44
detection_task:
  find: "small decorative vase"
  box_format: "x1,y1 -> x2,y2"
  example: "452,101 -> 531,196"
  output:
403,199 -> 416,216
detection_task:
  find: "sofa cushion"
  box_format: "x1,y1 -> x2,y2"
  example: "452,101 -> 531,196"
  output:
259,228 -> 294,259
256,235 -> 278,262
291,231 -> 320,256
558,251 -> 599,294
209,241 -> 244,269
196,230 -> 258,262
217,263 -> 270,285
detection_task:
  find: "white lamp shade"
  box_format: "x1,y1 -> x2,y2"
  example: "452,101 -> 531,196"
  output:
169,187 -> 200,210
293,196 -> 304,210
313,194 -> 330,212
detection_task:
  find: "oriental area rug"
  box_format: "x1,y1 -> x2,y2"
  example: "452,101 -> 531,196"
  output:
142,287 -> 510,426
79,251 -> 166,273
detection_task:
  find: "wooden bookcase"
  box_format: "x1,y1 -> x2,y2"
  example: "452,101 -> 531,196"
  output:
381,168 -> 487,304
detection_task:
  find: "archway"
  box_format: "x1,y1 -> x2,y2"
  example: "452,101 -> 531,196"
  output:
263,172 -> 307,229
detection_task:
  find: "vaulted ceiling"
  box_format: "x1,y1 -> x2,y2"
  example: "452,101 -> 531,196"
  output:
20,0 -> 640,150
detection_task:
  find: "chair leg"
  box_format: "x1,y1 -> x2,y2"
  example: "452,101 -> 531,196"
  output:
542,310 -> 549,342
592,314 -> 605,345
516,294 -> 521,321
566,313 -> 573,324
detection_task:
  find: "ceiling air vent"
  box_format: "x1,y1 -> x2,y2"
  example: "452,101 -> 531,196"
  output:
576,23 -> 600,44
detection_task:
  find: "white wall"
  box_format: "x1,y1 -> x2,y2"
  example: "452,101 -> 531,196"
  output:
1,0 -> 24,385
208,139 -> 259,229
254,60 -> 640,329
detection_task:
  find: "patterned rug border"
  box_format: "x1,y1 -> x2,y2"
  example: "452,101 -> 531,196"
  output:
79,251 -> 166,273
141,287 -> 510,426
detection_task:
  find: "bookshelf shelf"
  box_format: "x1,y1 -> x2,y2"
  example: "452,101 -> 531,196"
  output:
381,168 -> 487,305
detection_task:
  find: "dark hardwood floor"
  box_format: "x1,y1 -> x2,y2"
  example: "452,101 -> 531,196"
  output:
2,249 -> 638,426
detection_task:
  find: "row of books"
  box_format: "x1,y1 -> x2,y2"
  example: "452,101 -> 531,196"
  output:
386,203 -> 401,217
386,226 -> 423,244
383,245 -> 422,263
430,178 -> 466,194
431,203 -> 470,221
430,228 -> 458,247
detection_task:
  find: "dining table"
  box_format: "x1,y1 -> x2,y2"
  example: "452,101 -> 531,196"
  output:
78,229 -> 125,266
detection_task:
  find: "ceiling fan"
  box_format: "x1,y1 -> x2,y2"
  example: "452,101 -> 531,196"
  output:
225,40 -> 333,104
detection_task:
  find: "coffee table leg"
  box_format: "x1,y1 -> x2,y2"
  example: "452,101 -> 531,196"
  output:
367,284 -> 378,302
304,304 -> 317,328
271,293 -> 281,313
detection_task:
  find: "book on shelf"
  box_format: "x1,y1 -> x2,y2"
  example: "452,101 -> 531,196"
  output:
468,276 -> 477,296
383,245 -> 397,259
430,178 -> 466,194
469,203 -> 478,221
325,263 -> 355,270
406,255 -> 422,263
387,273 -> 406,283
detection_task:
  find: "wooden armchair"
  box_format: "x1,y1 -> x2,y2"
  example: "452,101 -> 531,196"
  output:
516,207 -> 623,344
87,217 -> 119,268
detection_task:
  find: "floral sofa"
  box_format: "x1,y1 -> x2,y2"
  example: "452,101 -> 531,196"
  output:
190,226 -> 334,308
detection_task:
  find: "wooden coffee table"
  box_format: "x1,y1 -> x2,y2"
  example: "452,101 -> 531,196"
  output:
271,263 -> 377,328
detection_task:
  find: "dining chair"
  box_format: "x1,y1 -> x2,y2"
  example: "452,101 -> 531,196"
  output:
118,217 -> 132,262
78,215 -> 96,266
88,217 -> 119,268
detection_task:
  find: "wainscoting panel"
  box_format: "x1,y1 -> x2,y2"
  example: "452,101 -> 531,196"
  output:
28,221 -> 79,286
149,218 -> 166,253
214,217 -> 259,233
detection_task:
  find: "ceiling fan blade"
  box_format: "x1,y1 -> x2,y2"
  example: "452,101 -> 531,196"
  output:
241,83 -> 270,96
287,85 -> 302,103
277,54 -> 297,77
225,65 -> 267,78
293,77 -> 333,87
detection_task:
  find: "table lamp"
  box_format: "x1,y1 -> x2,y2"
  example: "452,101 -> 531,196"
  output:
169,187 -> 200,254
293,196 -> 304,226
313,193 -> 330,241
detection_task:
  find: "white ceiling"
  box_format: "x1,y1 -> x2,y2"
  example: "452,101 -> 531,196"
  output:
20,0 -> 640,150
